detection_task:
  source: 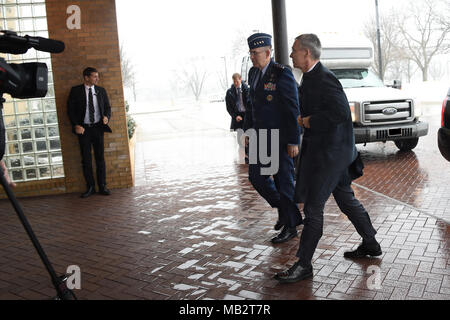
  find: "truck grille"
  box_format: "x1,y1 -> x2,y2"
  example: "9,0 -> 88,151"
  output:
402,128 -> 413,136
375,128 -> 413,141
362,100 -> 413,125
376,130 -> 387,140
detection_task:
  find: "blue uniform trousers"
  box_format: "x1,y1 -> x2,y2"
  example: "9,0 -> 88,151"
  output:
248,144 -> 301,228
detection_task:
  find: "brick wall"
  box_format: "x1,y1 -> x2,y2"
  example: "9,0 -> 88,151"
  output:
0,0 -> 132,199
44,0 -> 133,193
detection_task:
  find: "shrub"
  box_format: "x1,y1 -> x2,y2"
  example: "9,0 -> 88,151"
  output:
125,101 -> 136,139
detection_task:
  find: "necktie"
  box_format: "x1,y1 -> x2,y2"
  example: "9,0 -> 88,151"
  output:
236,87 -> 241,112
253,69 -> 261,90
237,87 -> 245,112
88,87 -> 95,124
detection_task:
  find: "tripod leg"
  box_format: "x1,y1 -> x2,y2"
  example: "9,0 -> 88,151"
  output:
0,161 -> 16,188
0,168 -> 76,300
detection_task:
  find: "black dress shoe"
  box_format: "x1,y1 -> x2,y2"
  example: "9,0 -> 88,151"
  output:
274,217 -> 301,231
271,227 -> 297,244
81,186 -> 95,198
295,214 -> 303,226
274,220 -> 283,231
99,186 -> 111,195
344,242 -> 382,258
274,208 -> 284,230
274,261 -> 313,283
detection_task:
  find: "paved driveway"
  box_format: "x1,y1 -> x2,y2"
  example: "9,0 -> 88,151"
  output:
0,102 -> 448,300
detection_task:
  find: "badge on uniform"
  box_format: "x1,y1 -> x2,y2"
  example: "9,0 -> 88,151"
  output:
264,82 -> 276,91
266,95 -> 273,102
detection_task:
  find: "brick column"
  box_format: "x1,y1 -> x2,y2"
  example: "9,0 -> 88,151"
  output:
45,0 -> 133,193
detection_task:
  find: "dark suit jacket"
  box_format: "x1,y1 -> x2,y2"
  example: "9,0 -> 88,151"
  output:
225,83 -> 249,130
244,59 -> 300,146
67,84 -> 112,134
294,62 -> 357,204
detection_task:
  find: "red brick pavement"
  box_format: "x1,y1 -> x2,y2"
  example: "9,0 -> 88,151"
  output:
0,108 -> 449,300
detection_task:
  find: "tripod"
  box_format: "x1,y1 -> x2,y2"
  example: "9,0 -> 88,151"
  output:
0,98 -> 76,300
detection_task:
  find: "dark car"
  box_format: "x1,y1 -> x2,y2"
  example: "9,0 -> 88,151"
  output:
438,88 -> 450,161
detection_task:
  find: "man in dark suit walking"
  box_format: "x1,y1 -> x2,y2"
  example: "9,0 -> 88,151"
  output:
67,67 -> 112,198
244,33 -> 303,244
225,73 -> 249,161
274,34 -> 381,283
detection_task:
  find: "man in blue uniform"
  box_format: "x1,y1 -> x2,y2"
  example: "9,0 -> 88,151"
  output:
244,33 -> 303,244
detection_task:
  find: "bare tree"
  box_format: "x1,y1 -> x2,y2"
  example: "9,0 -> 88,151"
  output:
386,58 -> 420,83
168,70 -> 180,106
217,70 -> 228,91
364,11 -> 403,80
405,59 -> 419,83
231,30 -> 249,72
216,56 -> 229,91
119,44 -> 137,100
429,59 -> 445,80
439,1 -> 450,29
395,0 -> 450,81
180,57 -> 208,101
387,59 -> 404,82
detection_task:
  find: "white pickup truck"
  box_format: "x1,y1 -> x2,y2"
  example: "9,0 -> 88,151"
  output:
321,41 -> 428,151
241,38 -> 429,151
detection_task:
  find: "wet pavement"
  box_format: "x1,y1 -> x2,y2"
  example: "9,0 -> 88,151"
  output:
0,102 -> 449,300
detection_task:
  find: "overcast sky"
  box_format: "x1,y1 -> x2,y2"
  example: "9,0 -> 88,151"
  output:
114,0 -> 425,100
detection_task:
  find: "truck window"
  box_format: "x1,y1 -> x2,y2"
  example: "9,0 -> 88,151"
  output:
331,69 -> 384,89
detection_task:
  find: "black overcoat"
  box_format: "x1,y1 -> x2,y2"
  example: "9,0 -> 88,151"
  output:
294,62 -> 357,204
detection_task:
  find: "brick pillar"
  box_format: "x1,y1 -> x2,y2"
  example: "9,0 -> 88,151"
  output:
45,0 -> 133,193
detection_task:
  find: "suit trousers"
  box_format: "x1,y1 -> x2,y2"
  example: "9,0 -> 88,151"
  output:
77,125 -> 106,188
248,144 -> 301,228
296,170 -> 377,267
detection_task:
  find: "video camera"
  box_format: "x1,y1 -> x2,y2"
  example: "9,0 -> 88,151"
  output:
0,30 -> 75,300
0,30 -> 65,159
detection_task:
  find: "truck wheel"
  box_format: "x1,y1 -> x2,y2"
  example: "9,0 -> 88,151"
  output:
394,138 -> 419,151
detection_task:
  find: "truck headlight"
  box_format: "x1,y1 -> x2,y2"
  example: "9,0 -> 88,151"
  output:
349,102 -> 357,122
414,101 -> 422,118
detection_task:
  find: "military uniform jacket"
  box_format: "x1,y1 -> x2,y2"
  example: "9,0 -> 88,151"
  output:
294,62 -> 357,204
244,59 -> 300,146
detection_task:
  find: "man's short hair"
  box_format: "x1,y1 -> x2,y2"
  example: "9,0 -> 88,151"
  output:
295,34 -> 322,60
232,73 -> 242,80
83,67 -> 98,78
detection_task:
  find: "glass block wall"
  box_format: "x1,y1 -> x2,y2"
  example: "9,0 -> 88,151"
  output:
0,0 -> 64,182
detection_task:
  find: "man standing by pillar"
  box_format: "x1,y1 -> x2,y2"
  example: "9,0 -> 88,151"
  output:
68,67 -> 112,198
244,33 -> 302,243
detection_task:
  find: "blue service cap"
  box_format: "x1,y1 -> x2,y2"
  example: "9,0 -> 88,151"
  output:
247,33 -> 272,50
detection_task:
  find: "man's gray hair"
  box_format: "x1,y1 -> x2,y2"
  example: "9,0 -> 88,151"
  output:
295,34 -> 322,60
259,45 -> 272,52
